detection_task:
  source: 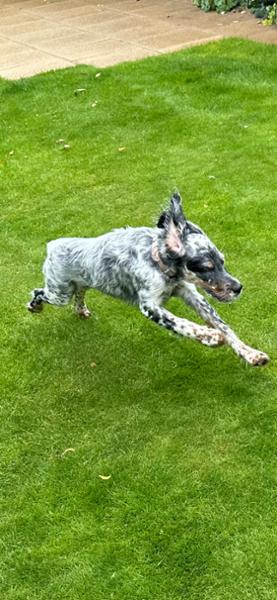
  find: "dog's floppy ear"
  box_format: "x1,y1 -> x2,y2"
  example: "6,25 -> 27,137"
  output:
157,192 -> 186,257
169,192 -> 186,226
157,192 -> 186,229
165,219 -> 185,257
157,211 -> 167,229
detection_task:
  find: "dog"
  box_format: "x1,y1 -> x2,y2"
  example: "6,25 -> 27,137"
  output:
27,192 -> 269,367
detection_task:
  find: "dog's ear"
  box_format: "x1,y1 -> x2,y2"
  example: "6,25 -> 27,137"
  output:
169,192 -> 186,227
156,192 -> 187,257
165,218 -> 185,257
157,211 -> 167,229
157,192 -> 186,229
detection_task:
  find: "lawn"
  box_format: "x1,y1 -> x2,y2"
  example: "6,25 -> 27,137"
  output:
0,38 -> 277,600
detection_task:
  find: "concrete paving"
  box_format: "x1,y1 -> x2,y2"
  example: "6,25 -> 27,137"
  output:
0,0 -> 276,79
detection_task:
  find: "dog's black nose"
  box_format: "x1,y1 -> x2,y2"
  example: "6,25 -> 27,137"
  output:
233,281 -> 243,294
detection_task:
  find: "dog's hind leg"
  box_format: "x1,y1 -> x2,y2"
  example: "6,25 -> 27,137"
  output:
27,288 -> 48,313
27,281 -> 75,313
74,287 -> 91,319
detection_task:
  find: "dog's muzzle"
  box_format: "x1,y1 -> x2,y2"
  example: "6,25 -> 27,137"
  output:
205,279 -> 243,303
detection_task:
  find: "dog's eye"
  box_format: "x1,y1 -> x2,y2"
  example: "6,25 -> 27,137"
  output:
197,264 -> 214,273
187,260 -> 214,273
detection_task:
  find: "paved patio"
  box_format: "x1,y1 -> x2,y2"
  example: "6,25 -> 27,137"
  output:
0,0 -> 276,79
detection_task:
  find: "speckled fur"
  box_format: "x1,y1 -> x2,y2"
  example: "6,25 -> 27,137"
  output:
27,193 -> 269,367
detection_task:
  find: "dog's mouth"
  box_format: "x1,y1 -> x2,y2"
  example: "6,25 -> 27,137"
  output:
184,270 -> 243,303
204,287 -> 242,303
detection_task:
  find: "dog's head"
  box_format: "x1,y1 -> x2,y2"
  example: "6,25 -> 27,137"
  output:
157,192 -> 242,303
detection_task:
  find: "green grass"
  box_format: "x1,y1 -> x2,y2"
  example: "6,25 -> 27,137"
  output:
1,38 -> 277,600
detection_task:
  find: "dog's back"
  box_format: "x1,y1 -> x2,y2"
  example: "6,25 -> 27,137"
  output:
43,227 -> 157,302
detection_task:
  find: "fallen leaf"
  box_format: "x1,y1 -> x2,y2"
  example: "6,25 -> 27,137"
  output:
61,448 -> 75,457
91,362 -> 97,368
99,474 -> 111,480
118,147 -> 126,152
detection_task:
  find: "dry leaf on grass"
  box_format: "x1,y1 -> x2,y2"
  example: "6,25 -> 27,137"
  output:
118,147 -> 126,152
91,362 -> 97,368
99,475 -> 111,480
55,139 -> 70,150
61,448 -> 75,457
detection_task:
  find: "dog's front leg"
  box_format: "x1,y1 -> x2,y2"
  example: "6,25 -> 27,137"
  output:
139,301 -> 225,347
178,284 -> 269,366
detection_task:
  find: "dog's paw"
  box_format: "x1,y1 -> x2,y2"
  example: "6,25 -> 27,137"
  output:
198,327 -> 226,347
76,307 -> 91,319
239,345 -> 270,367
27,301 -> 43,313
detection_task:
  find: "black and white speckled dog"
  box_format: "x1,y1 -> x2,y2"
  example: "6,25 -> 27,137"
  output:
28,193 -> 269,366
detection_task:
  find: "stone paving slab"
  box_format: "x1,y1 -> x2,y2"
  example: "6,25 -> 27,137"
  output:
0,0 -> 276,79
